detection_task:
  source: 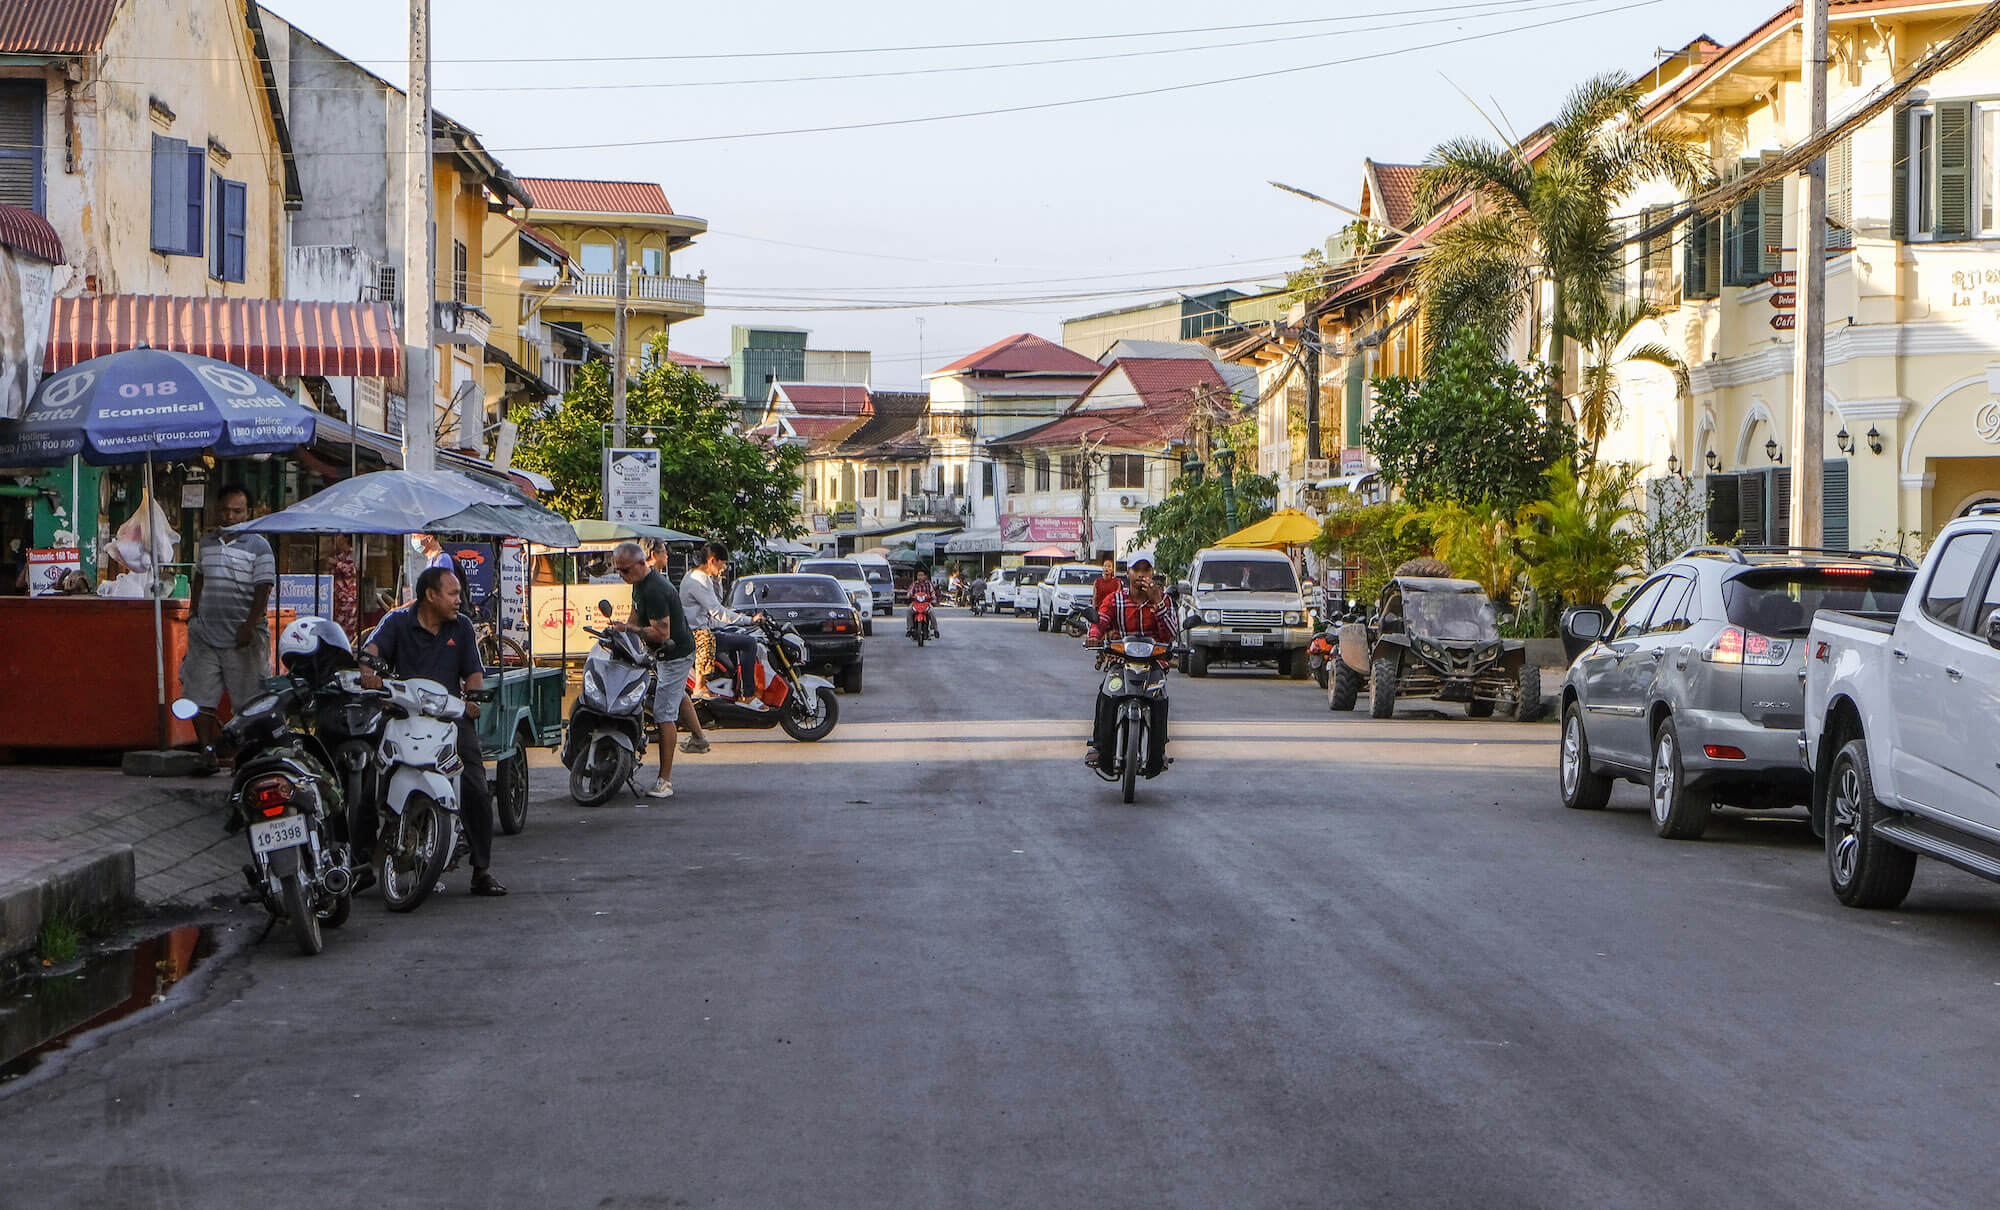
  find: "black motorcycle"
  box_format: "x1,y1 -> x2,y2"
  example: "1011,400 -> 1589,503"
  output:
1090,634 -> 1180,803
175,681 -> 352,955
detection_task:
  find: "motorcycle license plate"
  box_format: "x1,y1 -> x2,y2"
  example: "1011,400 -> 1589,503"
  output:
249,814 -> 308,855
1240,634 -> 1266,647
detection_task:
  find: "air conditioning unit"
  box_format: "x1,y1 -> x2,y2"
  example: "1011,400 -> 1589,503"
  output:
1118,495 -> 1137,509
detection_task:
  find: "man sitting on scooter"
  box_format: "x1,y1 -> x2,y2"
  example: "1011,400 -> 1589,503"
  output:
1084,555 -> 1177,775
605,541 -> 699,801
907,569 -> 941,638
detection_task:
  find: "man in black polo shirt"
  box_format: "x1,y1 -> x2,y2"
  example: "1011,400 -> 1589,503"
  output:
363,566 -> 506,897
604,541 -> 698,800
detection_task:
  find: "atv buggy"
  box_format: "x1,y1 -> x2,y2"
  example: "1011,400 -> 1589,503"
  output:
1326,571 -> 1542,721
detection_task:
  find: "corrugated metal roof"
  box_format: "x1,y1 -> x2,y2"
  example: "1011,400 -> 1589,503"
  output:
518,178 -> 676,216
931,332 -> 1106,378
0,203 -> 62,263
0,0 -> 121,55
45,295 -> 403,378
777,383 -> 871,415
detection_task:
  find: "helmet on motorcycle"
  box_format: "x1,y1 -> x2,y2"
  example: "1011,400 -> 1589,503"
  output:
278,615 -> 356,683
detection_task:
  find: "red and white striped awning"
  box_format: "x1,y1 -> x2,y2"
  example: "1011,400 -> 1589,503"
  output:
43,295 -> 404,378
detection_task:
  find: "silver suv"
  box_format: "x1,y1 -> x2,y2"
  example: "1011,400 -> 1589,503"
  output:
1557,546 -> 1915,838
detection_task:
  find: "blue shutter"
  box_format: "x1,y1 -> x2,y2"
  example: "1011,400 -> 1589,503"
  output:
1822,459 -> 1850,550
0,82 -> 44,213
184,149 -> 204,258
210,171 -> 223,278
149,134 -> 189,254
221,179 -> 247,283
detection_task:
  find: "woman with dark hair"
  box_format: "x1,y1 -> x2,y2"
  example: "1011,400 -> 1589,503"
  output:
679,541 -> 762,708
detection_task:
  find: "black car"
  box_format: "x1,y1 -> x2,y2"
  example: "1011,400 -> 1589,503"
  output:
731,573 -> 865,693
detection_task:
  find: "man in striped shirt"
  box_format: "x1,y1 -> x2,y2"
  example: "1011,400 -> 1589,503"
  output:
180,484 -> 274,771
1085,555 -> 1178,775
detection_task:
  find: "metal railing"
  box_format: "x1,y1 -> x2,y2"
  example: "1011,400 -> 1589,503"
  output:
902,493 -> 969,520
562,272 -> 705,307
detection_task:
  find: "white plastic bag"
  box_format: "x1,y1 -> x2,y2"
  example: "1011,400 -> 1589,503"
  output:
112,490 -> 179,576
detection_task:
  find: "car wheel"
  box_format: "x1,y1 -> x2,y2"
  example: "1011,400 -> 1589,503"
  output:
1826,738 -> 1916,909
1649,717 -> 1709,839
1559,702 -> 1613,811
840,662 -> 863,694
1188,646 -> 1209,678
862,618 -> 872,637
1369,656 -> 1398,719
1327,658 -> 1360,711
1036,610 -> 1048,632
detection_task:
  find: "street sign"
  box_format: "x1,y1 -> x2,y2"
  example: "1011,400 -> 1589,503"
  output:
1768,270 -> 1797,288
603,447 -> 660,524
1770,314 -> 1797,330
1304,459 -> 1330,480
1770,291 -> 1796,309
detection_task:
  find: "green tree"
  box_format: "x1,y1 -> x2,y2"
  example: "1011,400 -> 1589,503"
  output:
1414,73 -> 1709,405
1134,425 -> 1277,583
1516,461 -> 1645,608
1363,328 -> 1575,514
512,349 -> 805,555
1311,499 -> 1432,605
1404,497 -> 1525,605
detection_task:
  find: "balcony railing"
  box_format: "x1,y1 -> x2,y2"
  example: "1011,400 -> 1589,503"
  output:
903,493 -> 970,521
561,271 -> 705,308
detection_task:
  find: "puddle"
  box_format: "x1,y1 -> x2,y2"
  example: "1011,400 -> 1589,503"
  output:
0,924 -> 219,1084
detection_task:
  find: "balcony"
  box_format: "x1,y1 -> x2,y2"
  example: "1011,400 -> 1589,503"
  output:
903,493 -> 970,521
555,271 -> 705,311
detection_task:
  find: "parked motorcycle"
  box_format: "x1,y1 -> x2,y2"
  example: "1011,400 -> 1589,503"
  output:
907,596 -> 936,645
1063,609 -> 1090,639
1090,634 -> 1181,804
693,616 -> 840,742
563,605 -> 652,807
359,662 -> 474,912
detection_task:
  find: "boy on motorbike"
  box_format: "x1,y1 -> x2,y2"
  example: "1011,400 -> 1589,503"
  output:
1084,555 -> 1177,774
907,569 -> 941,639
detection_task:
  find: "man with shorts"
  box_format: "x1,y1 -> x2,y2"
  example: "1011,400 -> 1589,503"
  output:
181,484 -> 274,773
605,541 -> 698,800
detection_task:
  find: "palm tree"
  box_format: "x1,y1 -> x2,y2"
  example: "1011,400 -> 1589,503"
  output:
1572,301 -> 1689,465
1414,73 -> 1709,410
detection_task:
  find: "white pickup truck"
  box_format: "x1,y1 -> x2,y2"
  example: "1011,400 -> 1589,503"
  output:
1803,504 -> 2000,909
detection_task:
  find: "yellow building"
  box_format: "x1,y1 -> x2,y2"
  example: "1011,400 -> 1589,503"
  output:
511,178 -> 708,384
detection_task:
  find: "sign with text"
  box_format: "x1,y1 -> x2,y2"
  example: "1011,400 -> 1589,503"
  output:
448,542 -> 496,607
499,539 -> 527,641
1770,314 -> 1797,330
1768,270 -> 1797,288
26,548 -> 80,596
1304,459 -> 1331,480
603,447 -> 660,525
1769,292 -> 1796,309
1001,515 -> 1084,544
277,574 -> 336,615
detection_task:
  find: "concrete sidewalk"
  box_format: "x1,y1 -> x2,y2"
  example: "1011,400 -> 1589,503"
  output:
0,766 -> 236,961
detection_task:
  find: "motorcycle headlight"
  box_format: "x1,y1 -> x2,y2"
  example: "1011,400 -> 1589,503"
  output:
418,687 -> 451,715
1285,612 -> 1302,626
1106,676 -> 1124,692
1202,610 -> 1220,624
613,679 -> 647,711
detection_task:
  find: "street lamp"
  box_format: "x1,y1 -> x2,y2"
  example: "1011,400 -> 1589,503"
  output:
1765,437 -> 1781,463
1836,427 -> 1852,455
1666,453 -> 1680,476
1705,449 -> 1720,473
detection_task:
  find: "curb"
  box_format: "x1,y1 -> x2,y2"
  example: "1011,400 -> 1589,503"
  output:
0,844 -> 136,964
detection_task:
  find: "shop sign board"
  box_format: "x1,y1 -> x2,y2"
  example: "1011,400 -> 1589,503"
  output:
277,574 -> 336,615
1304,459 -> 1331,480
26,548 -> 80,596
530,582 -> 633,659
833,508 -> 857,528
603,447 -> 660,525
1768,270 -> 1796,288
1000,515 -> 1083,544
1770,314 -> 1797,330
448,542 -> 497,606
1769,292 -> 1796,309
499,539 -> 528,641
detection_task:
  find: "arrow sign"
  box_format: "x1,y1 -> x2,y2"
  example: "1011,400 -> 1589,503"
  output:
1771,314 -> 1797,330
1768,270 -> 1797,288
1770,291 -> 1796,309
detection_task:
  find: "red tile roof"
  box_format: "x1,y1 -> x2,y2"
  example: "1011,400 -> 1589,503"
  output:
45,295 -> 403,378
1365,161 -> 1425,232
0,0 -> 119,54
931,332 -> 1106,378
667,350 -> 726,369
990,357 -> 1232,451
0,203 -> 62,263
788,415 -> 867,447
518,224 -> 570,263
777,383 -> 871,415
518,178 -> 676,217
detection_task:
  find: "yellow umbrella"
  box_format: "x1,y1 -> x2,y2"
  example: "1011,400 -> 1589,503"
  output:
1215,508 -> 1322,548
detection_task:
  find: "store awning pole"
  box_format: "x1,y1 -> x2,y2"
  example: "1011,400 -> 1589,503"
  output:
146,458 -> 167,751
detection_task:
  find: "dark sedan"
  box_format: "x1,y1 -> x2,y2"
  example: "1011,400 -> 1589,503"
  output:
731,574 -> 866,694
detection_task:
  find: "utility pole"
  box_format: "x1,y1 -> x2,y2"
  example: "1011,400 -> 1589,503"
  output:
1077,441 -> 1097,563
611,232 -> 630,447
1789,0 -> 1828,548
1303,327 -> 1322,463
401,0 -> 436,472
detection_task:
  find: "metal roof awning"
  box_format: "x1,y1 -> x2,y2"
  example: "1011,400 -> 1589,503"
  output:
1314,472 -> 1379,491
44,295 -> 404,378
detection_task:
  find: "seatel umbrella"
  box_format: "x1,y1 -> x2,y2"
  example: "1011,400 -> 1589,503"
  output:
232,469 -> 579,547
569,518 -> 704,545
1214,508 -> 1322,549
0,348 -> 320,754
1023,545 -> 1073,561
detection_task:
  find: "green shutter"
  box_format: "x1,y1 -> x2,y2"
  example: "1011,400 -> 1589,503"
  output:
1685,212 -> 1721,300
1706,473 -> 1741,543
1823,459 -> 1850,550
1891,106 -> 1910,242
1736,473 -> 1767,545
1826,137 -> 1854,251
1344,357 -> 1363,447
1726,158 -> 1761,286
1770,466 -> 1793,547
1759,150 -> 1787,277
1937,100 -> 1972,240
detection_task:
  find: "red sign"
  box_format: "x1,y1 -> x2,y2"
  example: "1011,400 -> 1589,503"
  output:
1001,515 -> 1083,544
1770,314 -> 1797,330
1768,270 -> 1797,288
1770,292 -> 1796,309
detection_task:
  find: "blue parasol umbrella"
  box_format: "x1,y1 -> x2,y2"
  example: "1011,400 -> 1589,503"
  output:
0,348 -> 320,759
232,470 -> 579,548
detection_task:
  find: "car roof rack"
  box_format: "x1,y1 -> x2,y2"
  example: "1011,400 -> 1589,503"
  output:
1964,501 -> 2000,516
1678,544 -> 1917,569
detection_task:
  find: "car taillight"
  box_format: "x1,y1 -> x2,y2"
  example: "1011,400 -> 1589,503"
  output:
1703,626 -> 1790,666
247,774 -> 294,817
1704,745 -> 1747,760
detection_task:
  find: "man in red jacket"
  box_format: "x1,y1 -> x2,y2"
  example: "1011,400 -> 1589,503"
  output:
1085,555 -> 1178,774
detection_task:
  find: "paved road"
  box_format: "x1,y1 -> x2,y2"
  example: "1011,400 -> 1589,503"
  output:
7,610 -> 2000,1208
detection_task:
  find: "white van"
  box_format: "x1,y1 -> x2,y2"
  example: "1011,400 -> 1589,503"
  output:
849,553 -> 896,618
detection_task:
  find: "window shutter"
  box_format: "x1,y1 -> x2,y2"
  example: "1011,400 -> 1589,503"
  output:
1736,472 -> 1767,545
1706,473 -> 1741,543
1769,467 -> 1793,547
1344,357 -> 1363,446
222,179 -> 246,283
1826,137 -> 1854,251
1725,159 -> 1761,286
1822,459 -> 1850,550
1936,100 -> 1973,240
1892,107 -> 1910,242
150,134 -> 189,254
0,83 -> 44,212
209,172 -> 223,278
1759,151 -> 1787,277
1684,212 -> 1719,300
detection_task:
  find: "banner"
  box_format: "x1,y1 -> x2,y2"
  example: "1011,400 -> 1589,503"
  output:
604,447 -> 661,525
499,539 -> 527,642
277,574 -> 336,616
448,541 -> 497,606
1001,515 -> 1083,544
26,548 -> 80,596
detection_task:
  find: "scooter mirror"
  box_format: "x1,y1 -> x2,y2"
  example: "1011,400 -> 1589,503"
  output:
597,599 -> 614,618
170,697 -> 200,720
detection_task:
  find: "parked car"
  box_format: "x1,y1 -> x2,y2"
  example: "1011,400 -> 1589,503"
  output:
1177,548 -> 1311,677
796,558 -> 875,634
1557,544 -> 1916,838
986,566 -> 1020,612
1803,508 -> 2000,908
731,573 -> 866,694
1010,566 -> 1047,616
1036,563 -> 1099,634
850,553 -> 897,618
1330,576 -> 1538,718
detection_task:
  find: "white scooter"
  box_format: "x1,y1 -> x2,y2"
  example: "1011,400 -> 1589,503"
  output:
360,670 -> 471,913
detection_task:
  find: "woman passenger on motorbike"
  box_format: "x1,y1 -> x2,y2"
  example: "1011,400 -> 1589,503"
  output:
680,541 -> 763,704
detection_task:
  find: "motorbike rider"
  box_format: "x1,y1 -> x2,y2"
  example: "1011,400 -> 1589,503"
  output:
361,566 -> 506,897
680,541 -> 764,707
1084,555 -> 1177,774
605,541 -> 699,800
969,572 -> 987,611
907,569 -> 941,638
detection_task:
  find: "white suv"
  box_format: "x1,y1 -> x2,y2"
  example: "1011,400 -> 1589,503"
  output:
1037,564 -> 1100,633
987,566 -> 1020,611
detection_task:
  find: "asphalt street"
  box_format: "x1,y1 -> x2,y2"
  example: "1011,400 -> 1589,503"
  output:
6,609 -> 2000,1208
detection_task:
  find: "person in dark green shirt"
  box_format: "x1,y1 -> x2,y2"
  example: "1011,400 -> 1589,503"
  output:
605,541 -> 706,799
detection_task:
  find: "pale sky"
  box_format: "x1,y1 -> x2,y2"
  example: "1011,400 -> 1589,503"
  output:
263,0 -> 1774,388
